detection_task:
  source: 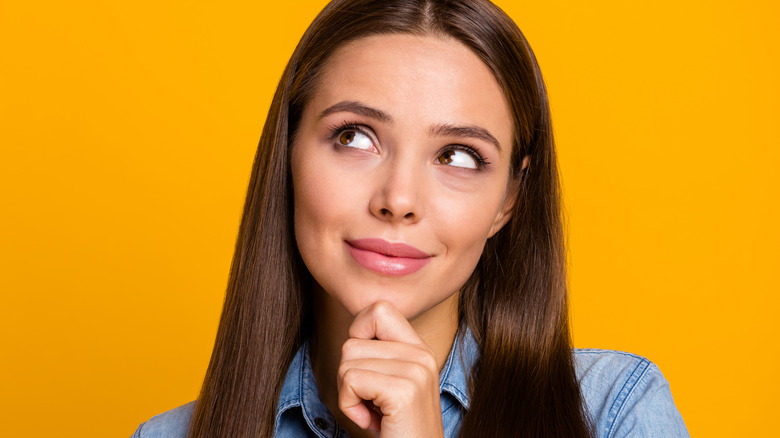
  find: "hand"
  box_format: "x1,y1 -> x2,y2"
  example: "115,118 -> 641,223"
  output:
337,301 -> 445,438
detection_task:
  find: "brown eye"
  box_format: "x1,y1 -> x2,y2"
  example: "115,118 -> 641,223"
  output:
437,150 -> 455,165
435,148 -> 479,169
334,128 -> 375,151
339,131 -> 355,145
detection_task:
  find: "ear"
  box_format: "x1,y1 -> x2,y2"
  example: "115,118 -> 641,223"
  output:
487,155 -> 530,238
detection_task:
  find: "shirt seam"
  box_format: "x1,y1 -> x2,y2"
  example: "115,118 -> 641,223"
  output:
440,382 -> 468,409
132,422 -> 145,438
440,398 -> 463,417
604,357 -> 651,438
276,347 -> 304,435
438,335 -> 457,392
299,346 -> 331,438
575,348 -> 646,360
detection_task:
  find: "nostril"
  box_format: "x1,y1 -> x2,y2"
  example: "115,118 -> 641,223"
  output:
375,208 -> 416,221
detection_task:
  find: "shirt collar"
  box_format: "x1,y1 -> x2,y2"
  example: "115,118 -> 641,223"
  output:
275,327 -> 478,434
276,340 -> 341,436
438,327 -> 478,409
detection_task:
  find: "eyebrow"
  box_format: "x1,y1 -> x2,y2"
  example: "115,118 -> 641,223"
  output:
430,123 -> 502,153
319,101 -> 393,124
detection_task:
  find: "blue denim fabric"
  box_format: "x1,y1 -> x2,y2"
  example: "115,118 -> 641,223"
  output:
132,332 -> 688,437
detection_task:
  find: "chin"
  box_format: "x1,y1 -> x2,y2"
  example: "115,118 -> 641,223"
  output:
348,290 -> 406,314
332,285 -> 419,318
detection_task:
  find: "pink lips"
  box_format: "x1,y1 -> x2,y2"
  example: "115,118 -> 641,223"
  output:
345,238 -> 432,276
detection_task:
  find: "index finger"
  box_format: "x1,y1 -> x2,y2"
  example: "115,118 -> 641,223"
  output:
348,300 -> 424,346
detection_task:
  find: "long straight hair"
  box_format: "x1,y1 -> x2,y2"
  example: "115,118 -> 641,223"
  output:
188,0 -> 592,436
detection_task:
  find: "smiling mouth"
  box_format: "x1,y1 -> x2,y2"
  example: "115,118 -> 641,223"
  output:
345,238 -> 431,276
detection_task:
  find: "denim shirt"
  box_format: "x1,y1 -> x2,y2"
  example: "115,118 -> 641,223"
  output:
132,332 -> 689,437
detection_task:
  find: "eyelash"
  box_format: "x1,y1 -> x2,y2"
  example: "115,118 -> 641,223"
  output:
326,120 -> 491,169
444,144 -> 491,169
326,121 -> 370,143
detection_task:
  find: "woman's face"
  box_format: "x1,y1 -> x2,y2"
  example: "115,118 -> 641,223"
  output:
291,34 -> 515,321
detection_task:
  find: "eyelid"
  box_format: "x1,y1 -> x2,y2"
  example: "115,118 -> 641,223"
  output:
325,122 -> 490,169
326,121 -> 372,141
326,121 -> 379,151
441,144 -> 490,169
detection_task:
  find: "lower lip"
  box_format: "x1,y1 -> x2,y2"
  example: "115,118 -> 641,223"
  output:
345,243 -> 431,276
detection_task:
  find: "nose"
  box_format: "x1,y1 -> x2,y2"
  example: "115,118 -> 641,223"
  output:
368,158 -> 423,225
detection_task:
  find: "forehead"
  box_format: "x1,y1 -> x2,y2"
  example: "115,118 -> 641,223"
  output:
309,33 -> 513,149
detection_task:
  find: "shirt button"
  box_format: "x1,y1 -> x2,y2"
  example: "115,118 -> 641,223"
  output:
314,417 -> 329,430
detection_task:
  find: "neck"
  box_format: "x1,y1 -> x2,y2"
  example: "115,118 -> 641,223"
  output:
309,287 -> 459,437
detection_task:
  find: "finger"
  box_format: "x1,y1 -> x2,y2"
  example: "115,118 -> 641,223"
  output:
340,338 -> 436,366
338,368 -> 382,430
364,400 -> 383,433
338,367 -> 417,425
349,301 -> 424,345
337,358 -> 436,392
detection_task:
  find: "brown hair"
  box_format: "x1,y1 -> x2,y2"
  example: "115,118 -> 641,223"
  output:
188,0 -> 592,436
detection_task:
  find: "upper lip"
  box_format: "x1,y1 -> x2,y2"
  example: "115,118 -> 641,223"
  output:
347,238 -> 430,259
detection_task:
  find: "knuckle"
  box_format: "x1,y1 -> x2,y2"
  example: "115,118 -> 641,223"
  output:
411,345 -> 437,370
338,393 -> 350,411
397,378 -> 418,403
410,362 -> 434,385
341,338 -> 357,359
420,351 -> 437,371
370,300 -> 392,317
341,367 -> 360,385
337,361 -> 351,380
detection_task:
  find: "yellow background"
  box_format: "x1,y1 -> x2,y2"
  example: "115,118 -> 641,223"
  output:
1,1 -> 777,436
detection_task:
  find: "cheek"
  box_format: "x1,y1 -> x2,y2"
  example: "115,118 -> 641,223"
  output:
291,147 -> 323,254
291,146 -> 359,255
431,187 -> 506,265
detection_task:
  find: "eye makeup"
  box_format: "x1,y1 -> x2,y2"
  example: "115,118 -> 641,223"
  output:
325,119 -> 492,170
326,120 -> 371,142
436,144 -> 490,170
326,121 -> 377,153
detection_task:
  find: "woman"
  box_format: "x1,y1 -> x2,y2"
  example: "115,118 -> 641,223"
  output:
133,0 -> 688,437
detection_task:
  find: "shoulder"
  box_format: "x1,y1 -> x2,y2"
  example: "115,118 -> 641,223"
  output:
131,401 -> 195,438
573,349 -> 689,438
